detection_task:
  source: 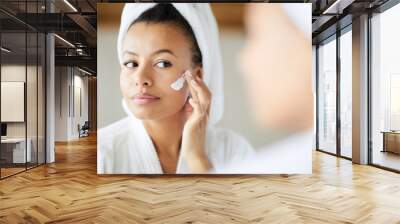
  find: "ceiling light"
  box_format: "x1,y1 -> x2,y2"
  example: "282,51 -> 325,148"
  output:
78,67 -> 93,76
322,0 -> 354,15
54,34 -> 75,48
1,47 -> 11,53
63,0 -> 78,12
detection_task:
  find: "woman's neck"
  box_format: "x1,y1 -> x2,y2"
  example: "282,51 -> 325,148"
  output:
142,111 -> 186,158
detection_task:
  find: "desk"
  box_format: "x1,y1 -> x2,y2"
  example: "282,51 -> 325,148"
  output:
1,138 -> 31,163
381,131 -> 400,154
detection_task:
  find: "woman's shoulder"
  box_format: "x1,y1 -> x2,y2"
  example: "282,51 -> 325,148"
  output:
98,116 -> 134,147
97,117 -> 136,174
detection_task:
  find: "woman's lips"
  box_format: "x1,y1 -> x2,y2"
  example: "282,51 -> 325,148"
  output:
132,93 -> 160,105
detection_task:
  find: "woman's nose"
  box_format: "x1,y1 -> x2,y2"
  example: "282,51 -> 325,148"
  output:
135,69 -> 153,87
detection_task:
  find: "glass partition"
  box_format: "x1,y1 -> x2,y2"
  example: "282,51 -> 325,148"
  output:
0,1 -> 46,179
1,30 -> 28,177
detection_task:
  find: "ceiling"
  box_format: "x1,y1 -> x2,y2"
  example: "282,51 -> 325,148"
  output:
311,0 -> 391,43
0,0 -> 97,74
0,0 -> 396,75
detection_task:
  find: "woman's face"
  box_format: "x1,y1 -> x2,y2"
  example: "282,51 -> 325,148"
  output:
120,22 -> 199,121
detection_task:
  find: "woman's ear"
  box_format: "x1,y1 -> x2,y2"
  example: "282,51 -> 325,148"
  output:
193,67 -> 203,80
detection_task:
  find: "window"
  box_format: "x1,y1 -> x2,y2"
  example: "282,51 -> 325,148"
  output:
339,28 -> 352,158
371,2 -> 400,171
318,36 -> 337,154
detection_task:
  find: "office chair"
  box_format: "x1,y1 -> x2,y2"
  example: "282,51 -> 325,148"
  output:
79,121 -> 90,138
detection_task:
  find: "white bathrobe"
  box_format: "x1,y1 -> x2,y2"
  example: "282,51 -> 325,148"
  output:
97,116 -> 255,174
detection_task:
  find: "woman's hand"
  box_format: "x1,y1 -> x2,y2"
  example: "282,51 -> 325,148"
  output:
181,71 -> 213,173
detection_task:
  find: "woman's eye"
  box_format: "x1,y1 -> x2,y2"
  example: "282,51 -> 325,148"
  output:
124,61 -> 138,68
155,60 -> 172,68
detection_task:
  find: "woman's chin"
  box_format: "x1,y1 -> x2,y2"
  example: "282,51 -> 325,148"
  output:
127,100 -> 187,121
131,110 -> 158,120
131,108 -> 172,121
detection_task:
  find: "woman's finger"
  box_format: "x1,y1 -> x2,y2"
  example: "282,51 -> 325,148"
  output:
185,71 -> 203,113
188,98 -> 201,116
183,98 -> 193,113
184,71 -> 198,100
190,76 -> 211,115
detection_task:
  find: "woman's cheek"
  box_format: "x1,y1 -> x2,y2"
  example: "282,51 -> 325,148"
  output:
120,74 -> 133,97
168,84 -> 189,105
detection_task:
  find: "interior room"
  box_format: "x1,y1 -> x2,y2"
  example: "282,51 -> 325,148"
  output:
0,0 -> 399,223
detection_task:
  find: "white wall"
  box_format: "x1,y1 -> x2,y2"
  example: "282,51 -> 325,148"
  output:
72,73 -> 89,138
55,67 -> 69,141
1,66 -> 26,130
1,82 -> 24,122
97,24 -> 125,129
54,67 -> 89,141
1,63 -> 46,164
1,65 -> 38,138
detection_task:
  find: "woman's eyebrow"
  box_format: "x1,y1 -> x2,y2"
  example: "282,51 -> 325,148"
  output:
122,49 -> 177,58
123,50 -> 138,56
152,49 -> 177,58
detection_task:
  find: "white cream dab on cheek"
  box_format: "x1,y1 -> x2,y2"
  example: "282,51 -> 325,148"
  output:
170,71 -> 188,91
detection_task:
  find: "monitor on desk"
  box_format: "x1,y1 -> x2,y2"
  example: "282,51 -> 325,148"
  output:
1,123 -> 7,138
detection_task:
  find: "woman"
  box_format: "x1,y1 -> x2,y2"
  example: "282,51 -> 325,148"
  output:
97,3 -> 254,174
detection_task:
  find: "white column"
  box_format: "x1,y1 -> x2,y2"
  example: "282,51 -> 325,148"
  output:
46,33 -> 55,163
352,14 -> 369,164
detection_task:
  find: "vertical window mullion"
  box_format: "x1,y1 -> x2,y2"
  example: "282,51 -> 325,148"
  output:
25,0 -> 28,171
36,0 -> 39,167
316,44 -> 320,150
337,29 -> 341,157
